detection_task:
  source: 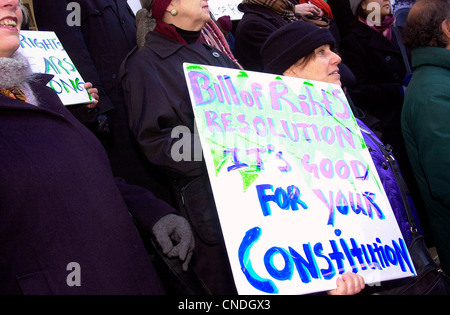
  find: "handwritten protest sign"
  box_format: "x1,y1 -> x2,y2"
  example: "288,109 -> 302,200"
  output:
209,0 -> 244,20
18,31 -> 92,106
183,63 -> 416,295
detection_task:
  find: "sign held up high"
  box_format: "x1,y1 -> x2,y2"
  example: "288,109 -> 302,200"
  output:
18,30 -> 92,106
209,0 -> 244,20
183,63 -> 416,295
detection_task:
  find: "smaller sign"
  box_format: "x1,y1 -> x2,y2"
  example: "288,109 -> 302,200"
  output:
209,0 -> 244,20
18,30 -> 92,106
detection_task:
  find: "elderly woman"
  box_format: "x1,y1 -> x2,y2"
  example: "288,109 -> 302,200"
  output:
120,0 -> 241,294
260,20 -> 422,294
0,0 -> 194,294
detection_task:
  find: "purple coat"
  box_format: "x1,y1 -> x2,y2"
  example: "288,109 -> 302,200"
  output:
0,74 -> 173,294
357,118 -> 416,245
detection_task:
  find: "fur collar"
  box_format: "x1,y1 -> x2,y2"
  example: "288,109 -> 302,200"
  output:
0,51 -> 38,105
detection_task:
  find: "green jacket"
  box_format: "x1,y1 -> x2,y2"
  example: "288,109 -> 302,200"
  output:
401,46 -> 450,274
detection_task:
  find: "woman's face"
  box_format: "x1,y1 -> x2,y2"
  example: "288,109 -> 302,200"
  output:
362,0 -> 392,20
0,0 -> 22,57
167,0 -> 211,31
283,44 -> 342,86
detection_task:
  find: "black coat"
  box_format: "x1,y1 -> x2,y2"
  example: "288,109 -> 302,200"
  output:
32,0 -> 172,202
120,31 -> 240,294
234,3 -> 342,72
339,21 -> 407,127
0,74 -> 174,294
339,21 -> 423,229
120,31 -> 240,180
33,0 -> 136,113
234,4 -> 289,72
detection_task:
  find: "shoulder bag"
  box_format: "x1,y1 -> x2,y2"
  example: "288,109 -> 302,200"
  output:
365,132 -> 450,295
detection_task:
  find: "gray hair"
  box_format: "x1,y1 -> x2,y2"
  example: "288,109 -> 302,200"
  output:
140,0 -> 154,11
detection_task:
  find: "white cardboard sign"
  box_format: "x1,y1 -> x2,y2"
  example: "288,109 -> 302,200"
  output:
184,63 -> 416,295
209,0 -> 244,20
18,30 -> 92,106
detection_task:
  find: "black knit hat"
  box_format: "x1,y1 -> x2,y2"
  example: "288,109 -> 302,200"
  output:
261,20 -> 336,75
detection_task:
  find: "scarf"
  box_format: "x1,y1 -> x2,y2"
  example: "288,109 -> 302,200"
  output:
359,14 -> 396,40
200,20 -> 243,69
241,0 -> 298,22
0,51 -> 38,105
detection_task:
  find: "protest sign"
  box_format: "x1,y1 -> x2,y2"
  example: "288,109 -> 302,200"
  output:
209,0 -> 244,20
183,63 -> 416,295
18,30 -> 92,106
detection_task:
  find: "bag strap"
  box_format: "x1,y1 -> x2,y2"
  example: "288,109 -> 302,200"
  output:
392,26 -> 412,74
364,130 -> 419,236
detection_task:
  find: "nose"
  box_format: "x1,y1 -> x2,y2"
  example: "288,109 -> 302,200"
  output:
331,51 -> 342,64
1,0 -> 19,9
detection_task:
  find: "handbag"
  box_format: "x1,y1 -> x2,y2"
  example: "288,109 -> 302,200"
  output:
365,132 -> 450,295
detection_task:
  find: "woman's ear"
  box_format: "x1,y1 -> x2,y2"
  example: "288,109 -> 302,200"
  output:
442,19 -> 450,49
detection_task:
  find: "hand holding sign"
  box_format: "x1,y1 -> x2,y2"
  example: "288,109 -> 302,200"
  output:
84,82 -> 98,109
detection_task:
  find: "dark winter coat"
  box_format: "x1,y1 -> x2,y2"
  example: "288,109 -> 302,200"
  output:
402,46 -> 450,274
339,21 -> 407,129
120,31 -> 240,294
120,31 -> 240,180
357,119 -> 416,246
32,0 -> 172,201
234,4 -> 289,72
33,0 -> 136,114
234,3 -> 342,72
0,74 -> 173,295
339,21 -> 421,232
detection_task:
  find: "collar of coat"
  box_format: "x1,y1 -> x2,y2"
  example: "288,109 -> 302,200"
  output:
351,21 -> 400,54
0,73 -> 61,113
412,46 -> 450,70
144,31 -> 215,59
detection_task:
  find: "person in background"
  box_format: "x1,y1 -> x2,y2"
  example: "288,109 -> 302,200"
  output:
392,0 -> 416,29
260,19 -> 423,294
234,0 -> 339,72
342,0 -> 405,140
120,0 -> 242,295
31,0 -> 173,205
327,0 -> 357,38
401,0 -> 450,275
340,0 -> 427,243
0,0 -> 194,294
136,0 -> 157,47
216,15 -> 235,53
136,0 -> 241,67
233,0 -> 358,116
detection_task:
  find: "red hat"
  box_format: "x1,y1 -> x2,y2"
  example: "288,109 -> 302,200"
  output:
152,0 -> 172,20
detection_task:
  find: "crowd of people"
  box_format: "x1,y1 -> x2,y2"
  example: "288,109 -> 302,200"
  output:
0,0 -> 449,295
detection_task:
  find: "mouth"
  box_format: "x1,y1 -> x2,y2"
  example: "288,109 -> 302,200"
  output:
329,70 -> 340,76
0,17 -> 18,28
